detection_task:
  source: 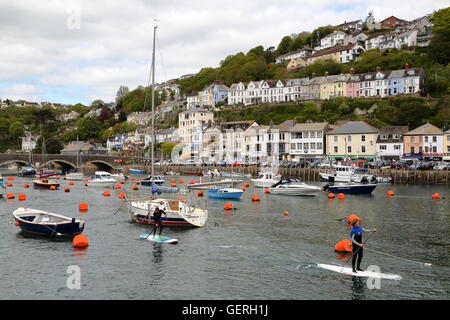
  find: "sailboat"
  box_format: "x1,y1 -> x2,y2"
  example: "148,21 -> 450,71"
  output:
20,137 -> 37,177
127,23 -> 207,227
33,133 -> 60,189
65,137 -> 84,181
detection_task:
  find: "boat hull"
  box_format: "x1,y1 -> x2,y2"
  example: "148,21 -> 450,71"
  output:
130,169 -> 146,175
32,181 -> 60,189
251,179 -> 279,188
327,184 -> 377,194
207,191 -> 244,199
269,188 -> 321,196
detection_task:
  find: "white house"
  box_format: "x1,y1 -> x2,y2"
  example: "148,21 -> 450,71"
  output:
315,31 -> 347,51
337,20 -> 364,32
364,34 -> 383,50
286,121 -> 329,160
275,47 -> 315,64
376,126 -> 409,159
228,82 -> 246,105
21,133 -> 39,152
395,29 -> 418,48
186,93 -> 199,109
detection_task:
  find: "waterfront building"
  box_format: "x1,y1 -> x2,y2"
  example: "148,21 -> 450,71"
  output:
376,126 -> 409,159
314,31 -> 347,51
444,129 -> 450,162
21,133 -> 39,152
186,93 -> 199,109
286,121 -> 329,161
403,123 -> 444,161
326,121 -> 380,159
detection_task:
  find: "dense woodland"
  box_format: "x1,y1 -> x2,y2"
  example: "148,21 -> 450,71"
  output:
0,7 -> 448,153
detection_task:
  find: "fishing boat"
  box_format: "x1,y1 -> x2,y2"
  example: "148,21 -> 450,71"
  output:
33,173 -> 60,189
13,207 -> 85,237
127,198 -> 208,227
130,169 -> 146,175
323,182 -> 377,195
251,170 -> 282,188
269,179 -> 322,196
207,187 -> 244,200
88,171 -> 117,187
141,175 -> 165,186
319,166 -> 377,183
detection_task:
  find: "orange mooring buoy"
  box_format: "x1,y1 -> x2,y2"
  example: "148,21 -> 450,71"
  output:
179,180 -> 184,184
120,180 -> 125,185
335,239 -> 353,253
224,202 -> 233,210
18,194 -> 26,201
23,184 -> 30,189
115,184 -> 121,190
197,191 -> 204,197
284,211 -> 289,216
79,203 -> 88,211
264,188 -> 270,194
118,192 -> 125,199
338,193 -> 345,200
73,234 -> 89,248
103,190 -> 111,197
132,185 -> 138,190
6,182 -> 13,187
387,190 -> 395,196
7,177 -> 15,181
432,193 -> 441,199
69,181 -> 75,186
50,186 -> 56,190
328,193 -> 335,199
251,195 -> 260,202
6,193 -> 15,199
64,187 -> 70,193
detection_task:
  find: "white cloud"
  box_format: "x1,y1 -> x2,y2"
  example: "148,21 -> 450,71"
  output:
0,0 -> 447,104
0,84 -> 45,102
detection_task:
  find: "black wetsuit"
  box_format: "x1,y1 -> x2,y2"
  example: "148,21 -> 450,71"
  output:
350,226 -> 363,272
152,209 -> 167,236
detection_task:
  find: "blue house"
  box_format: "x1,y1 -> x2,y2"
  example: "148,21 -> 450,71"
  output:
387,70 -> 405,96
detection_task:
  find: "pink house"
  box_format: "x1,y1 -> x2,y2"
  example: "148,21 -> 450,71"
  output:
403,123 -> 444,160
346,74 -> 361,98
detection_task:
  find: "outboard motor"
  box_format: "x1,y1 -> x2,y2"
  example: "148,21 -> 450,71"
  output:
361,176 -> 369,184
323,184 -> 330,191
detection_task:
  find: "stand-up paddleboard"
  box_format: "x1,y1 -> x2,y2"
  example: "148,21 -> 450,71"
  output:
317,264 -> 402,280
140,233 -> 178,244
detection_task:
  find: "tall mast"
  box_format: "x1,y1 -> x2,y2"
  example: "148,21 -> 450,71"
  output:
151,23 -> 157,179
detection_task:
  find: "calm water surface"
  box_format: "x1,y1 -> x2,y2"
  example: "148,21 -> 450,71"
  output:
1,176 -> 449,300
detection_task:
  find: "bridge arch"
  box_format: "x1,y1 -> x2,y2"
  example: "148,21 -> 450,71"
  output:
85,160 -> 115,172
42,160 -> 77,173
0,160 -> 29,167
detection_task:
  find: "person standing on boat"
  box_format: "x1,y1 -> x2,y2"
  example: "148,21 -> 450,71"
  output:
152,207 -> 167,237
349,219 -> 377,273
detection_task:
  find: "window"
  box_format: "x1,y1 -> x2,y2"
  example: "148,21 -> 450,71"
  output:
394,145 -> 400,150
361,146 -> 366,153
317,142 -> 323,149
433,136 -> 437,143
348,146 -> 352,153
380,145 -> 387,150
334,136 -> 338,143
303,131 -> 309,138
310,142 -> 316,150
317,131 -> 323,138
361,135 -> 366,142
433,146 -> 437,153
297,143 -> 302,149
310,131 -> 316,138
304,143 -> 309,150
334,146 -> 338,153
291,143 -> 296,150
347,136 -> 352,142
425,136 -> 428,143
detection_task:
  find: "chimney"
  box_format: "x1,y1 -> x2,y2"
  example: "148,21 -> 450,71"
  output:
376,66 -> 381,72
404,63 -> 410,70
349,67 -> 355,74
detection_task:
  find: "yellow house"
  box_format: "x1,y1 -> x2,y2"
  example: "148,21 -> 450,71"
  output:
287,57 -> 307,71
319,74 -> 349,100
444,129 -> 450,161
326,121 -> 380,159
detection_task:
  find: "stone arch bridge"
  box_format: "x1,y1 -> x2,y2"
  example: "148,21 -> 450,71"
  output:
0,154 -> 135,173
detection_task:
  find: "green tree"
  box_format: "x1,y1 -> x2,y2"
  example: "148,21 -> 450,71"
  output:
159,142 -> 177,157
428,7 -> 450,65
276,36 -> 293,57
77,117 -> 101,140
8,121 -> 25,144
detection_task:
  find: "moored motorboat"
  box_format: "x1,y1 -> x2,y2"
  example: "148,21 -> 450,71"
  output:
269,179 -> 322,196
13,207 -> 85,237
88,171 -> 117,187
65,172 -> 84,181
323,183 -> 377,195
141,175 -> 165,186
320,166 -> 377,183
207,187 -> 244,200
187,179 -> 241,190
251,170 -> 281,188
130,169 -> 146,175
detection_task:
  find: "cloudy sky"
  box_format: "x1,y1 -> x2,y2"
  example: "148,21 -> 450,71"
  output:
0,0 -> 447,105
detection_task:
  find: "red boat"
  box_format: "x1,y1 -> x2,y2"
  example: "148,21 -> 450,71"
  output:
181,172 -> 203,176
33,173 -> 60,189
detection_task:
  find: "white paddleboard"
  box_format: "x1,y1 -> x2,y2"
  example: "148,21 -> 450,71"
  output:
140,233 -> 178,244
317,264 -> 402,280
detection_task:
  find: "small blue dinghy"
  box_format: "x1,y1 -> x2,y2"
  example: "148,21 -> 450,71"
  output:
207,187 -> 244,200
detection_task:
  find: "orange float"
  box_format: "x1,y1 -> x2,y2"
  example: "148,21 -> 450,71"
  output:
328,193 -> 335,199
103,190 -> 111,197
386,190 -> 395,196
136,181 -> 141,185
118,192 -> 126,199
69,181 -> 75,186
243,183 -> 250,188
251,195 -> 260,202
432,193 -> 441,199
18,194 -> 26,201
64,187 -> 71,193
284,211 -> 289,216
73,234 -> 89,248
23,184 -> 30,189
179,180 -> 184,184
79,203 -> 89,211
120,180 -> 125,185
50,186 -> 56,190
264,188 -> 270,194
115,184 -> 122,190
197,191 -> 204,197
224,202 -> 233,210
6,193 -> 15,199
8,177 -> 15,181
132,185 -> 138,190
178,197 -> 186,202
338,193 -> 345,200
335,239 -> 353,253
6,182 -> 13,187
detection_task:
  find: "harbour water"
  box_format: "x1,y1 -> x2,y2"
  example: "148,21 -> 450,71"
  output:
0,176 -> 449,300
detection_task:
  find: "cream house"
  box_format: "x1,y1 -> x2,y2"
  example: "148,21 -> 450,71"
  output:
178,109 -> 214,146
444,129 -> 450,161
326,121 -> 380,159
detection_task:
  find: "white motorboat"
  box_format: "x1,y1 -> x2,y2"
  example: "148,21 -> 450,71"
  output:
269,179 -> 322,196
319,166 -> 377,183
251,171 -> 282,188
88,171 -> 117,187
111,172 -> 127,180
127,198 -> 208,227
141,175 -> 165,186
65,172 -> 84,181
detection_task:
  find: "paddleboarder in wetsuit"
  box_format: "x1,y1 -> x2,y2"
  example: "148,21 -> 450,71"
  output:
350,219 -> 377,273
152,207 -> 167,237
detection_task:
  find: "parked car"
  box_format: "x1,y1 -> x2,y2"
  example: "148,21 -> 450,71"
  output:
433,162 -> 450,170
